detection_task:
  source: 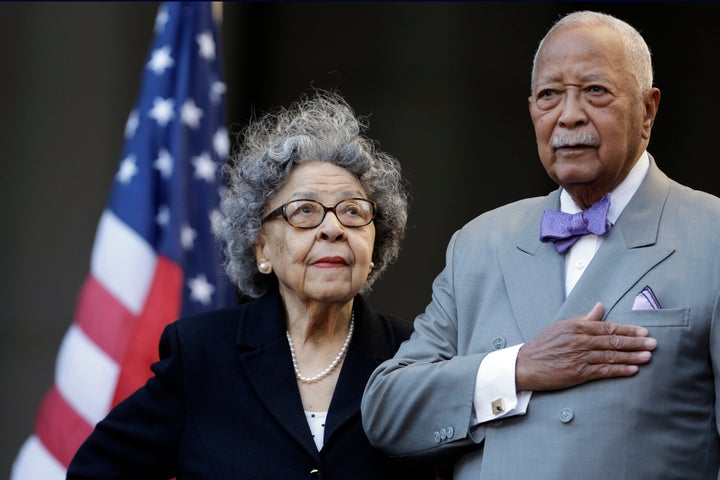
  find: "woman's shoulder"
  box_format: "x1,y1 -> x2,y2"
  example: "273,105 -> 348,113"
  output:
362,303 -> 415,348
169,305 -> 248,349
381,314 -> 415,343
171,293 -> 287,347
175,304 -> 244,327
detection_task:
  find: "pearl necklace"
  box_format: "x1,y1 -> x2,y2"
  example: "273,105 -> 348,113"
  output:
286,312 -> 355,384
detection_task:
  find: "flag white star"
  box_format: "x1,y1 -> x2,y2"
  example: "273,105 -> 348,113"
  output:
147,46 -> 174,75
124,109 -> 139,139
181,99 -> 204,129
210,81 -> 226,105
154,5 -> 169,33
154,149 -> 173,179
213,127 -> 229,158
116,155 -> 138,184
192,152 -> 217,182
187,274 -> 215,305
148,97 -> 174,126
181,223 -> 197,250
156,205 -> 170,226
196,31 -> 216,60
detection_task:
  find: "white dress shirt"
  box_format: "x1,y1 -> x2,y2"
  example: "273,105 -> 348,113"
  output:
472,152 -> 650,424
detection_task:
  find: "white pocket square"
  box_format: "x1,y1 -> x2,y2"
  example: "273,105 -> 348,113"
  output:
632,285 -> 661,310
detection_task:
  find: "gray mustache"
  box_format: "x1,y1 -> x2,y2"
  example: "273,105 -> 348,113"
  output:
551,132 -> 599,149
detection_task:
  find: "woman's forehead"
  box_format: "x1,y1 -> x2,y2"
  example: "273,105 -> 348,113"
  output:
280,162 -> 365,196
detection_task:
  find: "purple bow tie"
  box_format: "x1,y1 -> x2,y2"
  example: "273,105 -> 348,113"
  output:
540,193 -> 612,254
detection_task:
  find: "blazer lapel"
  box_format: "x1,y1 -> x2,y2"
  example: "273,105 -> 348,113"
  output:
558,159 -> 675,321
497,192 -> 567,340
235,293 -> 319,457
324,297 -> 391,447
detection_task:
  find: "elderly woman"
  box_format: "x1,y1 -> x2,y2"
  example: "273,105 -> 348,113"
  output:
67,92 -> 434,479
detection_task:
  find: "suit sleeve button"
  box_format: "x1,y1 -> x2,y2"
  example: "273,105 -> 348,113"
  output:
446,426 -> 454,438
491,337 -> 506,350
559,408 -> 574,423
433,431 -> 441,443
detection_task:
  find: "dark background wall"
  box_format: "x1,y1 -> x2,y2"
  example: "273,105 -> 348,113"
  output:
3,2 -> 719,475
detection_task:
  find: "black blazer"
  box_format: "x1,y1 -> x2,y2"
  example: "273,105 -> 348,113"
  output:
67,291 -> 433,479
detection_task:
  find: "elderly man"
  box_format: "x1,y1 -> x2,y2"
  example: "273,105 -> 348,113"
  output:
362,10 -> 720,479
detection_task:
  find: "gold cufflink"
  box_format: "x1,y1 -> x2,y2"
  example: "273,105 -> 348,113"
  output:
491,398 -> 505,415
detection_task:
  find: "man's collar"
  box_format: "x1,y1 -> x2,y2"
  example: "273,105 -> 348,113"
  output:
560,151 -> 650,224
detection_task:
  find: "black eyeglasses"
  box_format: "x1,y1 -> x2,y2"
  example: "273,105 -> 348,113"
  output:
261,198 -> 377,229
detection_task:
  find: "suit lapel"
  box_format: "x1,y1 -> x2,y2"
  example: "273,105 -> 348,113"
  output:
499,159 -> 675,338
235,293 -> 319,457
559,159 -> 675,320
497,192 -> 567,340
557,228 -> 673,321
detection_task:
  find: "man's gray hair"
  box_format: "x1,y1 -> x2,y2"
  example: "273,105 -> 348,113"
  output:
531,11 -> 653,92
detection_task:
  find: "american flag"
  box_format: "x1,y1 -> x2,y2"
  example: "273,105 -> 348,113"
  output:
11,3 -> 236,478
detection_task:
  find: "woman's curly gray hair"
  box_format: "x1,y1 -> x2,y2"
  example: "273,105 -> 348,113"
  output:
217,91 -> 408,298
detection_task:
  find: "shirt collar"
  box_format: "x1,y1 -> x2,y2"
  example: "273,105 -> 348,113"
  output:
559,151 -> 650,224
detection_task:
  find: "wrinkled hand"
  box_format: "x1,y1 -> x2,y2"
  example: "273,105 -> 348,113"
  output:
515,302 -> 657,391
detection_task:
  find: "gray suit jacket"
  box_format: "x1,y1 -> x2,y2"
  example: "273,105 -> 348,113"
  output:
362,158 -> 720,479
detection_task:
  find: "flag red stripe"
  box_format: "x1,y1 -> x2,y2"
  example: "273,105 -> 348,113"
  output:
111,256 -> 183,405
74,275 -> 137,363
34,386 -> 94,468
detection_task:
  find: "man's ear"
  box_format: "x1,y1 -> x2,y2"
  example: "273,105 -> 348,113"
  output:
641,87 -> 661,140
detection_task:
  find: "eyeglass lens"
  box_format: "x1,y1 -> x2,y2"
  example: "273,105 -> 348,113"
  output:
285,199 -> 374,228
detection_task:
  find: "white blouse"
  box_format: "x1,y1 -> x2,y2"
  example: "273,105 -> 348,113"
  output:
304,411 -> 327,451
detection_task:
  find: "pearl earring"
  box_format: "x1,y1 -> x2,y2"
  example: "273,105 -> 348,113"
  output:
369,262 -> 375,269
259,262 -> 271,274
